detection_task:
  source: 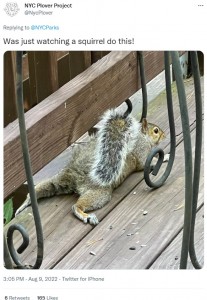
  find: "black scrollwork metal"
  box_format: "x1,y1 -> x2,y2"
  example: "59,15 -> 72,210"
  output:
171,51 -> 193,269
4,234 -> 13,269
4,51 -> 44,269
144,51 -> 176,188
186,52 -> 202,269
138,51 -> 148,121
141,51 -> 202,269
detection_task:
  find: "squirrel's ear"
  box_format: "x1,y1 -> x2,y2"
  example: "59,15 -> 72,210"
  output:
141,118 -> 148,134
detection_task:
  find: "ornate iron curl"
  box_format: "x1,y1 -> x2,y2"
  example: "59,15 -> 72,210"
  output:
4,234 -> 13,269
138,51 -> 148,121
171,51 -> 203,269
4,51 -> 44,269
144,51 -> 176,188
7,224 -> 30,268
171,51 -> 193,269
188,51 -> 202,269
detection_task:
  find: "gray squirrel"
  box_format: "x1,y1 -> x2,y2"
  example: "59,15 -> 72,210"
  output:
15,100 -> 166,225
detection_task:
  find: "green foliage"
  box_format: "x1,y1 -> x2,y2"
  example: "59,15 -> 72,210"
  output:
4,198 -> 13,225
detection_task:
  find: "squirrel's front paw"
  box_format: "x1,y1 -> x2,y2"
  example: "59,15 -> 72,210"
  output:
163,153 -> 170,162
72,205 -> 99,225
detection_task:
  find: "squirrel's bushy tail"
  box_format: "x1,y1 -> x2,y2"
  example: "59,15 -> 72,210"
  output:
90,105 -> 140,186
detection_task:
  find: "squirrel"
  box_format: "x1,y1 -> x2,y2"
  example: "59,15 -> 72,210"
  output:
15,100 -> 166,225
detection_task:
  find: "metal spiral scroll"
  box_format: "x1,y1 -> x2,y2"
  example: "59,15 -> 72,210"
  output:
172,51 -> 202,269
4,51 -> 44,269
188,52 -> 202,269
143,51 -> 176,188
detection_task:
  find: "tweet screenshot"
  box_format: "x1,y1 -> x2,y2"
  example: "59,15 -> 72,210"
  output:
1,1 -> 206,299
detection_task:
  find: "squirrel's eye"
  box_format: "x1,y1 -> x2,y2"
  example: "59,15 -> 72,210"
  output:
154,127 -> 159,134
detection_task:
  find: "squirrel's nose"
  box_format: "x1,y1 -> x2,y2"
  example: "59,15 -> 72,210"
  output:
161,132 -> 165,140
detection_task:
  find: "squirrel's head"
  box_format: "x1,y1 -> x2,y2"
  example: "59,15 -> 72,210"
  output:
141,118 -> 165,145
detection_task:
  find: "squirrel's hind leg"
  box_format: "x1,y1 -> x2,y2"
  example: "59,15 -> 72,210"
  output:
15,172 -> 75,216
72,188 -> 112,225
15,180 -> 59,216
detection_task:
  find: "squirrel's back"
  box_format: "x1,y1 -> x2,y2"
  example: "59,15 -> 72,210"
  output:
90,108 -> 140,186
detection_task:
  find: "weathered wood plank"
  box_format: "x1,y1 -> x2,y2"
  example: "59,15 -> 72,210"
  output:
58,52 -> 92,87
54,127 -> 203,269
57,53 -> 71,88
4,51 -> 16,127
56,51 -> 69,60
91,51 -> 110,63
28,51 -> 59,103
68,51 -> 92,80
150,206 -> 204,269
3,51 -> 32,125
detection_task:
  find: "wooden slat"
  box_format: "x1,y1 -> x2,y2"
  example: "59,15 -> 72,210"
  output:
23,78 -> 32,111
91,51 -> 110,63
4,77 -> 203,269
68,51 -> 92,79
150,206 -> 204,269
57,53 -> 70,88
142,51 -> 165,84
56,51 -> 69,60
4,51 -> 16,127
28,51 -> 58,104
58,52 -> 92,88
